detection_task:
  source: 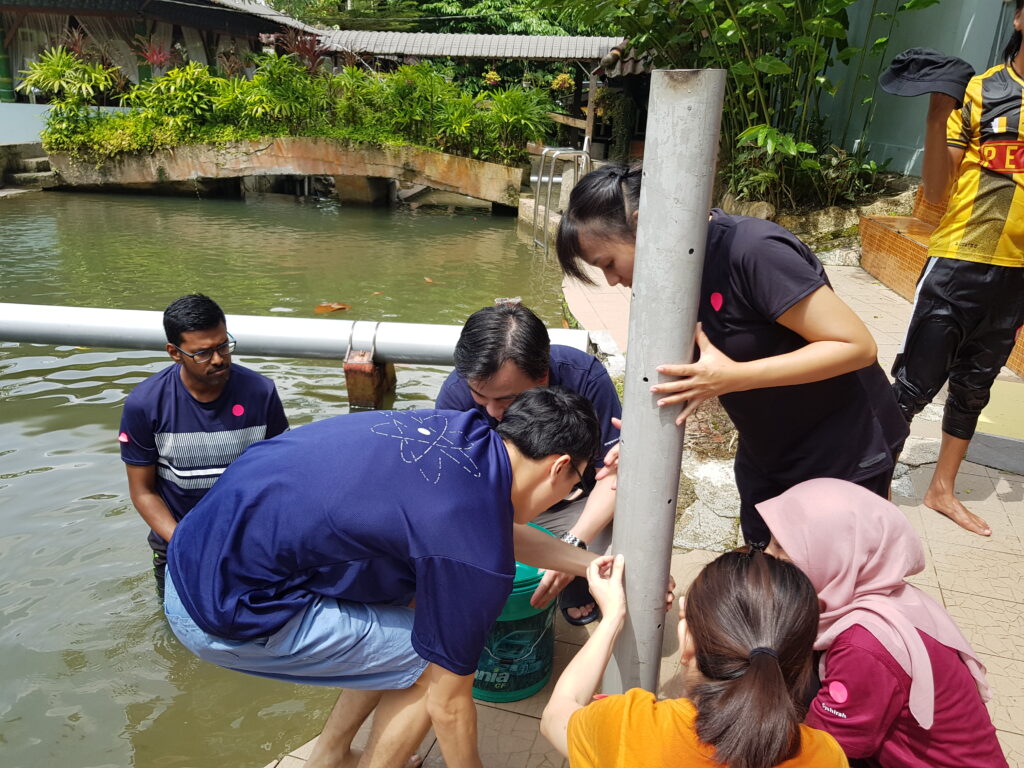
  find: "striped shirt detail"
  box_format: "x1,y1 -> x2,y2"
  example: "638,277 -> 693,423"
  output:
931,64 -> 1024,268
155,425 -> 267,468
154,425 -> 267,490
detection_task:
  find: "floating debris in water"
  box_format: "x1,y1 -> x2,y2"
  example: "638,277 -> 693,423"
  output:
314,302 -> 352,314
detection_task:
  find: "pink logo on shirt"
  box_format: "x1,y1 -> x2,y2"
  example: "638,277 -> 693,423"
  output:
118,432 -> 130,443
232,404 -> 245,417
710,292 -> 724,312
828,681 -> 849,704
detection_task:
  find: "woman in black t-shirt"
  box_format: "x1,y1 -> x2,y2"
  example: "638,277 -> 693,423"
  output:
556,165 -> 908,544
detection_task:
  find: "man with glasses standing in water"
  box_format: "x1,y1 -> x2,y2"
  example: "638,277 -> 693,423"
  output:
118,293 -> 289,595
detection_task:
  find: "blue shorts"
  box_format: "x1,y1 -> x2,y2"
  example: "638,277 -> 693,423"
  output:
164,571 -> 429,690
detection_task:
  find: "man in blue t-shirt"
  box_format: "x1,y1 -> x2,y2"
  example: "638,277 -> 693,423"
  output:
436,303 -> 621,625
163,387 -> 601,768
119,293 -> 288,594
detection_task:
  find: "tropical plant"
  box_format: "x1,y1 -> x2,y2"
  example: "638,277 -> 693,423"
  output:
133,34 -> 176,71
276,30 -> 331,74
483,86 -> 552,164
29,47 -> 552,166
539,0 -> 942,208
120,60 -> 220,131
18,47 -> 118,148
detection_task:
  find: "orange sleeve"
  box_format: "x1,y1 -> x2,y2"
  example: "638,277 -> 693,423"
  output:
566,694 -> 627,768
792,726 -> 851,767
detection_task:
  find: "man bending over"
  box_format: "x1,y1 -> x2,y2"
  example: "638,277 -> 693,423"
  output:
163,388 -> 600,768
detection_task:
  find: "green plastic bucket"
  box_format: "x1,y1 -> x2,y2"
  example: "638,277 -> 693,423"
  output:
472,526 -> 556,702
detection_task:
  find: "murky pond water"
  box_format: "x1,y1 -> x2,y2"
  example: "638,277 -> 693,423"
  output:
0,191 -> 564,768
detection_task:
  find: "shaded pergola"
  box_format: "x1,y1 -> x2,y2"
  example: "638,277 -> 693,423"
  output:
318,29 -> 632,149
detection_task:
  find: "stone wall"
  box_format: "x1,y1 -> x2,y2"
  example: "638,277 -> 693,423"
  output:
49,138 -> 526,207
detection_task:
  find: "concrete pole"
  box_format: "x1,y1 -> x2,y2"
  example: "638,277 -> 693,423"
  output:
604,69 -> 726,694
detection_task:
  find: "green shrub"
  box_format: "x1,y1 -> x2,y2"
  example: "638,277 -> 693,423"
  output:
28,48 -> 552,166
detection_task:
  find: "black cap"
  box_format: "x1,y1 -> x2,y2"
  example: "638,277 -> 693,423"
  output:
879,48 -> 976,108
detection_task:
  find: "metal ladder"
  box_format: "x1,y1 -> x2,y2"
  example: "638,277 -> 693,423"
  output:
531,144 -> 592,255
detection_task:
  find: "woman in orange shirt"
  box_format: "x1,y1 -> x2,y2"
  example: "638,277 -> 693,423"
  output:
541,551 -> 848,768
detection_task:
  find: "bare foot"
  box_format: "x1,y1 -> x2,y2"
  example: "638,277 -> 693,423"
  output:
566,602 -> 596,622
923,485 -> 992,536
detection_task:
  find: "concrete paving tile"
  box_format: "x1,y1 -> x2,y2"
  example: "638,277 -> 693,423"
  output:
290,736 -> 317,759
980,654 -> 1024,736
943,590 -> 1024,662
277,757 -> 306,768
996,474 -> 1024,509
998,729 -> 1024,768
930,542 -> 1024,604
421,704 -> 566,767
670,549 -> 720,594
911,501 -> 1023,556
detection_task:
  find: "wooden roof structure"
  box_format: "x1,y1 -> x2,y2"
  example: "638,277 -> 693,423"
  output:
0,0 -> 312,36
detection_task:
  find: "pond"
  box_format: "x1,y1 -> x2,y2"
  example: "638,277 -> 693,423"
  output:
0,190 -> 565,768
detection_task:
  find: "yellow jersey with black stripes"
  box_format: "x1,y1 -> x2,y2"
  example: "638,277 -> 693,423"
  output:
929,63 -> 1024,268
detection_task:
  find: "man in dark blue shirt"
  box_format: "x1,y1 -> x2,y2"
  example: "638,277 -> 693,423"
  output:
436,303 -> 621,624
164,388 -> 601,768
119,293 -> 288,594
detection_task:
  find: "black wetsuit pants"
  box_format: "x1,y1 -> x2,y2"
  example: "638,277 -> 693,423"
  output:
891,257 -> 1024,440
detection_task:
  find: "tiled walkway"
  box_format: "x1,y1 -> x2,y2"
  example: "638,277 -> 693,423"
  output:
266,264 -> 1024,767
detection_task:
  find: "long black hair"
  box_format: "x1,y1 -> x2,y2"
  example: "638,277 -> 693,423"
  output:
555,164 -> 641,286
684,550 -> 820,768
1004,0 -> 1023,63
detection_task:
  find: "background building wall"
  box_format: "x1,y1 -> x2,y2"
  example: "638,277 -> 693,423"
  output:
826,0 -> 1016,176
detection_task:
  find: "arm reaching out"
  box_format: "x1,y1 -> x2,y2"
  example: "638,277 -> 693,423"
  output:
541,555 -> 628,756
653,286 -> 878,424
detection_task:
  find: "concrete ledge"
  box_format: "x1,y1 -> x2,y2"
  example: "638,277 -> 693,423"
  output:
48,138 -> 526,206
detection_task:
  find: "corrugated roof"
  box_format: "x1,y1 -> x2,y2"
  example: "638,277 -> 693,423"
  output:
319,30 -> 626,61
202,0 -> 316,32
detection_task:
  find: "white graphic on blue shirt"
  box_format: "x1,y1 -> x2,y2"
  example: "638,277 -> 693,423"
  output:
371,412 -> 482,484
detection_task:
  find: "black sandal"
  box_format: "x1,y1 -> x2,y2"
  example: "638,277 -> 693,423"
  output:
558,576 -> 601,626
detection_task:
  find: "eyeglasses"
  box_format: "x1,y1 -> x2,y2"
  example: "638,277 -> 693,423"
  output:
570,461 -> 587,494
173,333 -> 236,364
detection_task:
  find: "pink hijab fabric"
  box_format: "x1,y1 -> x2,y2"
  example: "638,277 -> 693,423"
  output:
756,478 -> 990,729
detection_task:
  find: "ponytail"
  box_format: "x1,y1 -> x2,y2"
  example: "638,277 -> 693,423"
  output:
556,164 -> 642,285
684,550 -> 820,768
1005,1 -> 1023,65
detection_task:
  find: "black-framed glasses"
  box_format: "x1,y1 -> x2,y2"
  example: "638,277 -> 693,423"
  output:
173,333 -> 235,364
570,461 -> 587,494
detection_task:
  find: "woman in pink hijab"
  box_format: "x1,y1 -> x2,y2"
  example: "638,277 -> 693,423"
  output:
757,478 -> 1006,768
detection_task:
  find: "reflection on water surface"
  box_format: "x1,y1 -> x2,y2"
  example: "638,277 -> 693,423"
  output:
0,191 -> 563,767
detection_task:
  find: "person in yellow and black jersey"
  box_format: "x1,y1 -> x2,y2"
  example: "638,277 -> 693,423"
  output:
888,6 -> 1024,539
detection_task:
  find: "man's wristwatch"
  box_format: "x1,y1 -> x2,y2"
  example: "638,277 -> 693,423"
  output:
559,532 -> 588,550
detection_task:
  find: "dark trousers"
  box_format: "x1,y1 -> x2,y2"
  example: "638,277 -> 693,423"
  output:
892,257 -> 1024,440
149,532 -> 168,599
737,460 -> 897,547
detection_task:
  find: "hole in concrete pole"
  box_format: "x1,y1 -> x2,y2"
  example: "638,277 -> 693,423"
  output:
642,376 -> 648,382
688,248 -> 694,254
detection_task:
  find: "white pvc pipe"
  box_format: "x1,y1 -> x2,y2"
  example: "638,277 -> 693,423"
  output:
0,303 -> 591,364
604,70 -> 726,693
